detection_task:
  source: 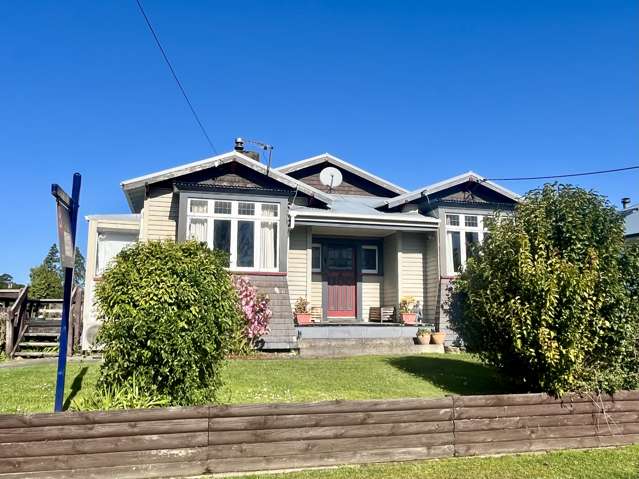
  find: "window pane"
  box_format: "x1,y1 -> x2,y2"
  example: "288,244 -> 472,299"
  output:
237,221 -> 255,267
213,219 -> 231,266
327,247 -> 353,270
465,231 -> 480,259
312,245 -> 321,271
363,247 -> 377,272
238,202 -> 255,216
259,221 -> 278,269
214,201 -> 231,214
261,204 -> 278,217
465,215 -> 478,227
190,199 -> 208,214
450,231 -> 462,273
187,218 -> 208,242
446,214 -> 459,226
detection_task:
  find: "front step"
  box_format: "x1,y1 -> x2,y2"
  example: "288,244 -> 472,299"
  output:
13,351 -> 59,358
24,331 -> 59,338
19,341 -> 59,348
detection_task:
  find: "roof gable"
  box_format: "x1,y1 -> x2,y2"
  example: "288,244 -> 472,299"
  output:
276,154 -> 407,197
121,151 -> 333,212
377,171 -> 521,209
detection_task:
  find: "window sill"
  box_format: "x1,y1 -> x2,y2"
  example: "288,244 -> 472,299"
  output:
229,271 -> 287,276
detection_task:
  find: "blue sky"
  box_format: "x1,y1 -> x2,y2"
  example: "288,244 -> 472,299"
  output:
1,1 -> 637,284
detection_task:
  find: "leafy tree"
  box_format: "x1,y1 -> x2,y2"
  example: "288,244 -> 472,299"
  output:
94,241 -> 244,406
29,244 -> 64,299
73,247 -> 85,287
449,184 -> 639,396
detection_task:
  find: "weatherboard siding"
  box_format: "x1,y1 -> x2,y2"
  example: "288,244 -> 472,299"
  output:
288,226 -> 310,310
398,232 -> 427,312
423,232 -> 439,322
362,275 -> 382,321
382,234 -> 399,307
141,188 -> 178,241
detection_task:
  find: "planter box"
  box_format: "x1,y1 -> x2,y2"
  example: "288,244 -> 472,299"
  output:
295,313 -> 312,325
400,313 -> 417,325
416,334 -> 431,345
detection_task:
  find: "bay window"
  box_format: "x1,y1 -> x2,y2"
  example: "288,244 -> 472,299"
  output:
445,213 -> 485,275
186,198 -> 279,271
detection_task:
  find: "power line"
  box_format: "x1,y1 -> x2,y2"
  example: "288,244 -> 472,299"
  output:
134,0 -> 218,155
485,165 -> 639,182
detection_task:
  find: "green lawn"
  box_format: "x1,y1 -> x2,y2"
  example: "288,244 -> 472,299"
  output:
0,353 -> 511,414
229,446 -> 639,479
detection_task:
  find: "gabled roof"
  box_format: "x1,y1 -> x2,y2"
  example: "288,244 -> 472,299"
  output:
276,153 -> 408,195
375,170 -> 522,209
120,151 -> 334,211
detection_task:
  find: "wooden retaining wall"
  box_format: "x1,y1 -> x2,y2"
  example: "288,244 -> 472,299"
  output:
1,391 -> 639,478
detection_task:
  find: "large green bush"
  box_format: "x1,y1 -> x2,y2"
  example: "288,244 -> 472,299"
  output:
449,184 -> 639,396
94,240 -> 244,405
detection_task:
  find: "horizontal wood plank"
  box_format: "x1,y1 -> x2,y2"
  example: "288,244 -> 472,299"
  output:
206,445 -> 455,474
0,407 -> 208,429
208,432 -> 454,459
209,420 -> 452,445
0,447 -> 207,474
0,418 -> 207,443
454,401 -> 639,419
0,432 -> 208,458
455,436 -> 602,457
455,413 -> 595,432
455,424 -> 597,444
209,397 -> 453,417
210,408 -> 451,431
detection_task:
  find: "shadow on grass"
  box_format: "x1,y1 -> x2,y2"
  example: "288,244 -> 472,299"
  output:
386,355 -> 516,396
63,366 -> 88,410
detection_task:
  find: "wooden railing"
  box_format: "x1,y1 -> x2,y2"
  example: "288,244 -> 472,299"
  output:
5,286 -> 29,357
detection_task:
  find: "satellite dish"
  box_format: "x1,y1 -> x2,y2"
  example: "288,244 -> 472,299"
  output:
319,167 -> 343,190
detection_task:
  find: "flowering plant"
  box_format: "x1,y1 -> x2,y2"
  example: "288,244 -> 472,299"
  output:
232,276 -> 272,347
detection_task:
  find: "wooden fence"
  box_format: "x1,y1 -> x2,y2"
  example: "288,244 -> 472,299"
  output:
1,391 -> 639,478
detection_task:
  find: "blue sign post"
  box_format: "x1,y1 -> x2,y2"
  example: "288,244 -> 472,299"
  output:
52,173 -> 81,412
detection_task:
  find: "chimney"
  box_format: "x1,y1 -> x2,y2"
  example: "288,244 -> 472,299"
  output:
622,197 -> 631,210
233,137 -> 260,162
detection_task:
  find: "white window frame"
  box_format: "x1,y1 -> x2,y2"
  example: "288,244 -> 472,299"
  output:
445,213 -> 485,275
311,243 -> 322,273
186,198 -> 280,272
361,245 -> 379,274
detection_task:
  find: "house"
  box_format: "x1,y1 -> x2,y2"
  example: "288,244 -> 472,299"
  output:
81,139 -> 520,352
622,200 -> 639,243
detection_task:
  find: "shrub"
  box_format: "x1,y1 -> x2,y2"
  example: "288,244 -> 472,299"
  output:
449,184 -> 639,396
94,240 -> 244,406
232,276 -> 272,349
72,374 -> 170,411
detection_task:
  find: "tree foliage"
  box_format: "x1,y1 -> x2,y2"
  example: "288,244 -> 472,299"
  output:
73,247 -> 85,287
29,244 -> 63,299
449,184 -> 639,396
94,240 -> 245,405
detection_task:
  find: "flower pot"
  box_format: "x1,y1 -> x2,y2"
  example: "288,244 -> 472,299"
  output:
416,334 -> 430,345
295,313 -> 312,325
430,332 -> 446,345
401,312 -> 417,325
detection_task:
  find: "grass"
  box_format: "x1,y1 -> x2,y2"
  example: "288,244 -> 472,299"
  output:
229,446 -> 639,479
0,353 -> 511,413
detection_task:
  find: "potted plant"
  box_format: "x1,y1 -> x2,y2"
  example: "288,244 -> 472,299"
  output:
294,297 -> 312,325
416,327 -> 431,345
399,296 -> 417,325
431,330 -> 446,345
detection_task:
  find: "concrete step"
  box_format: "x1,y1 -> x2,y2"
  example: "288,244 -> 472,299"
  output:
299,338 -> 445,358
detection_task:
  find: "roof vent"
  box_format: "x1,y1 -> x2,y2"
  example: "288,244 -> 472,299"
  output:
234,137 -> 245,152
622,197 -> 631,209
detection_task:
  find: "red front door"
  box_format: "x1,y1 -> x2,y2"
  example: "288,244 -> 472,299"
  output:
326,246 -> 356,318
